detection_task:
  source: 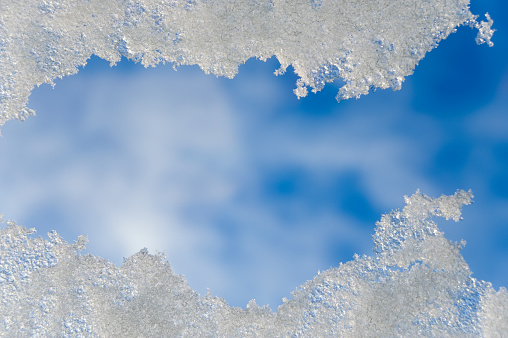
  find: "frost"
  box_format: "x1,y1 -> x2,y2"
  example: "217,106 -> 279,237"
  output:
474,13 -> 495,47
0,0 -> 494,130
0,0 -> 503,335
1,190 -> 507,336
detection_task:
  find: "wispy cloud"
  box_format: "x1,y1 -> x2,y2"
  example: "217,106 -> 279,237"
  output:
1,52 -> 507,308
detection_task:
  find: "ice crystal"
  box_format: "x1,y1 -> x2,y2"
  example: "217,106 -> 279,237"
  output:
0,0 -> 494,130
1,190 -> 507,336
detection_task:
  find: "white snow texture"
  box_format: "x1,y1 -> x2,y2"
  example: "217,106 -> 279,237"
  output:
1,190 -> 508,336
0,0 -> 494,130
1,0 -> 505,336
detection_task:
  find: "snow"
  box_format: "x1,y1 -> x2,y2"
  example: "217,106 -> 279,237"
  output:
1,190 -> 507,335
0,0 -> 494,130
1,0 -> 504,335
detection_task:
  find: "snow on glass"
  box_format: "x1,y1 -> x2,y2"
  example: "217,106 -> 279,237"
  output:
0,0 -> 494,130
1,190 -> 507,336
0,0 -> 505,336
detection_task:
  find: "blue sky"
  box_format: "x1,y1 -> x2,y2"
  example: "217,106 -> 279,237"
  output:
0,0 -> 507,309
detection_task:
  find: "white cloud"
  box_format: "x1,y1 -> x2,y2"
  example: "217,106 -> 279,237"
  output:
1,55 -> 506,307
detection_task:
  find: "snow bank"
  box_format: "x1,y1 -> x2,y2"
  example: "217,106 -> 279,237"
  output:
1,190 -> 507,336
0,0 -> 494,130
